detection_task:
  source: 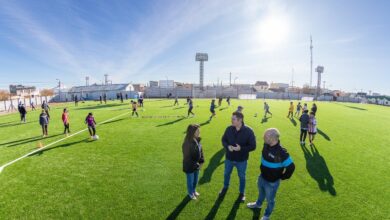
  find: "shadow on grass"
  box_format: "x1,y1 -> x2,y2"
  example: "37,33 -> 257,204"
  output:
199,148 -> 224,185
205,195 -> 226,220
261,117 -> 270,124
344,105 -> 368,111
0,120 -> 38,128
251,208 -> 261,220
2,133 -> 64,148
199,120 -> 211,127
77,103 -> 123,110
290,118 -> 297,126
300,144 -> 336,196
100,118 -> 126,125
173,106 -> 185,110
156,117 -> 186,127
29,138 -> 90,156
219,107 -> 229,111
317,128 -> 331,141
226,195 -> 243,220
165,196 -> 191,220
160,105 -> 174,108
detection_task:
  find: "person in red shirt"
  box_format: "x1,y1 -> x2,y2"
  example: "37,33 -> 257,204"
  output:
62,108 -> 70,134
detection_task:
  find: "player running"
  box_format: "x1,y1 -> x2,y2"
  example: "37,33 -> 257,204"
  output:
174,97 -> 179,106
209,99 -> 216,121
287,102 -> 294,119
264,102 -> 272,118
131,100 -> 139,117
187,99 -> 195,117
218,97 -> 223,106
295,102 -> 302,117
85,112 -> 97,139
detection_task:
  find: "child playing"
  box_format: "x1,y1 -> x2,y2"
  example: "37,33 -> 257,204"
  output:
131,100 -> 139,117
299,110 -> 309,144
308,112 -> 317,145
287,101 -> 294,119
85,112 -> 97,139
209,99 -> 216,120
62,108 -> 70,134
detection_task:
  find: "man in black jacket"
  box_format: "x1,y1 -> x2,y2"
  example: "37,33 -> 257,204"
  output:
247,128 -> 295,220
220,111 -> 256,201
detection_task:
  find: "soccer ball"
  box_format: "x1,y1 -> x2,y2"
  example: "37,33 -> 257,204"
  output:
93,135 -> 99,140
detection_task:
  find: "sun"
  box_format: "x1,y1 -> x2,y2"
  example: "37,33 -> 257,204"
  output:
257,14 -> 290,49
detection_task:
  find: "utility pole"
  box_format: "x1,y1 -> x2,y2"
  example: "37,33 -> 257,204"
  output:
56,79 -> 61,102
229,72 -> 232,87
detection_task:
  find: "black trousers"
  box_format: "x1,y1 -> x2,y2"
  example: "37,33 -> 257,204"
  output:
300,129 -> 308,141
88,126 -> 96,136
188,107 -> 194,116
41,124 -> 48,135
64,123 -> 70,134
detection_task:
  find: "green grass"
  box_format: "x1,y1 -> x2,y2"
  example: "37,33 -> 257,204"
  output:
0,99 -> 389,219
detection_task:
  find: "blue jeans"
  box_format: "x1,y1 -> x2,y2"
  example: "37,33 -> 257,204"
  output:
256,175 -> 280,217
223,159 -> 247,193
185,170 -> 199,196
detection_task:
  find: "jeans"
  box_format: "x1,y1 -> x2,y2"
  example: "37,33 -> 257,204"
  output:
185,170 -> 199,196
256,175 -> 280,217
223,159 -> 247,193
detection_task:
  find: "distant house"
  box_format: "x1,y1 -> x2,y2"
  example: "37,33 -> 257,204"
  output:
149,81 -> 159,87
9,84 -> 39,97
269,83 -> 289,92
175,82 -> 193,89
159,80 -> 175,89
254,81 -> 269,91
67,83 -> 135,101
132,84 -> 146,92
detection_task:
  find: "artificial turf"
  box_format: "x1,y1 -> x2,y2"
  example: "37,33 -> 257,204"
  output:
0,99 -> 389,219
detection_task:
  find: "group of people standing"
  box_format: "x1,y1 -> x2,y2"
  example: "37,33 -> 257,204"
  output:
182,111 -> 295,220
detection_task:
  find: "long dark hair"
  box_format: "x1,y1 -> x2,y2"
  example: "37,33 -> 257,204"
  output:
183,124 -> 200,146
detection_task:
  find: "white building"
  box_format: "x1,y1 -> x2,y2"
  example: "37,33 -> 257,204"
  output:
159,80 -> 175,89
67,83 -> 135,101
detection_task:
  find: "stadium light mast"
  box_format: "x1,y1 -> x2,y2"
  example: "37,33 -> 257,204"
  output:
310,35 -> 313,87
315,66 -> 324,100
195,53 -> 208,91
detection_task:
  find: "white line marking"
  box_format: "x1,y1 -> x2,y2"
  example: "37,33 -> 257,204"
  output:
0,111 -> 129,173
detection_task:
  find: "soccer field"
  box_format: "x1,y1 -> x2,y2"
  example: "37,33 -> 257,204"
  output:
0,99 -> 389,219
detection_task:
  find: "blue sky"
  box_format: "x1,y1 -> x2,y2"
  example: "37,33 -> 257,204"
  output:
0,0 -> 389,94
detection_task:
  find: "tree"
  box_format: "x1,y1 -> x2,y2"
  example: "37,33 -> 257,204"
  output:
40,89 -> 54,97
0,90 -> 10,101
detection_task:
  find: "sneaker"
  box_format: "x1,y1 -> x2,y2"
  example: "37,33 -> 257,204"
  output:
247,202 -> 261,209
261,216 -> 270,220
219,187 -> 228,197
189,194 -> 197,200
194,192 -> 200,197
239,193 -> 246,202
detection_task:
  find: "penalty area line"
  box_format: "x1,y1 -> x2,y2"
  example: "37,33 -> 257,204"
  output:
0,111 -> 130,174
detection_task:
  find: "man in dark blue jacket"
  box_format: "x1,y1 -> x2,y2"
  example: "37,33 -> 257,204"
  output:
247,128 -> 295,220
220,111 -> 256,201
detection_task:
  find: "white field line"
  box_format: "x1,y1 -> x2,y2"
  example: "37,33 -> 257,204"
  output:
0,111 -> 129,173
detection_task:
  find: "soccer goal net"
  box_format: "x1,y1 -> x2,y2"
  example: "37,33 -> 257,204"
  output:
238,94 -> 257,100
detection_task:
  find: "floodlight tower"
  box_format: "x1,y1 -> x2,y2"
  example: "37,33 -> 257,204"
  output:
315,66 -> 324,100
195,53 -> 208,91
310,35 -> 313,87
